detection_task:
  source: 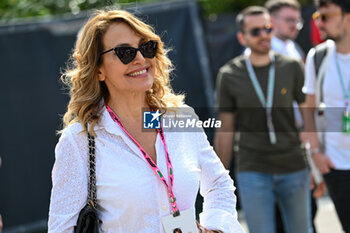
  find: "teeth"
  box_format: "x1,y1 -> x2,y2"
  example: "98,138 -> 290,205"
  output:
129,69 -> 147,77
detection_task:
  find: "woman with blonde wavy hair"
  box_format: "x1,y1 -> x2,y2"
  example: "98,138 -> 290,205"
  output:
48,9 -> 244,233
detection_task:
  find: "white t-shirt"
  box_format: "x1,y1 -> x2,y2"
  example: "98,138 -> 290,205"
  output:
304,40 -> 350,169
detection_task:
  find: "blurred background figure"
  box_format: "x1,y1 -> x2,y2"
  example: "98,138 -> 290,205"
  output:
304,0 -> 350,232
215,6 -> 312,233
266,0 -> 305,60
265,1 -> 324,232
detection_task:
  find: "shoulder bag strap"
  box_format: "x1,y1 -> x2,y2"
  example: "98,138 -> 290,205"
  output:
87,133 -> 97,207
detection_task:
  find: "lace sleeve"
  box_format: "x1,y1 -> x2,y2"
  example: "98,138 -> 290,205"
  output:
48,127 -> 88,233
197,130 -> 245,233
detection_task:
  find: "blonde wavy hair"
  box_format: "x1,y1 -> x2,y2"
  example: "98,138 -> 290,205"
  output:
61,9 -> 184,134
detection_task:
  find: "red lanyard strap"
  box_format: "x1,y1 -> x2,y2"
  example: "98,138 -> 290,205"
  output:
105,104 -> 180,217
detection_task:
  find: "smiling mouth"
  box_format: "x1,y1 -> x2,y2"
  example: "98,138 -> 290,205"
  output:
127,68 -> 148,77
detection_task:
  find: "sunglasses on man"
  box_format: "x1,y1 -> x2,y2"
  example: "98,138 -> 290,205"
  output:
100,40 -> 158,64
246,24 -> 273,37
312,11 -> 342,22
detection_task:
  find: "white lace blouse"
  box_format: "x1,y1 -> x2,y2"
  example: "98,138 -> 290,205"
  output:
48,106 -> 244,233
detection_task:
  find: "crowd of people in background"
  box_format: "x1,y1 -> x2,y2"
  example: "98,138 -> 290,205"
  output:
215,3 -> 312,233
215,0 -> 350,232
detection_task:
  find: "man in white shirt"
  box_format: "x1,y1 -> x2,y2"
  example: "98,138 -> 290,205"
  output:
304,0 -> 350,232
266,0 -> 306,129
266,0 -> 305,61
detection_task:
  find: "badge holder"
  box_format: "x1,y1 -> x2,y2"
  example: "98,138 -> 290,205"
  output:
161,209 -> 199,233
342,104 -> 350,133
266,112 -> 276,144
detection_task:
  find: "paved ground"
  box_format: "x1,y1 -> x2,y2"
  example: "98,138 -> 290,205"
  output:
237,196 -> 343,233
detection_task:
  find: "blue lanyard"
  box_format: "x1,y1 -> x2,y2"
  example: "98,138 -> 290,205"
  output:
335,53 -> 350,107
245,52 -> 276,144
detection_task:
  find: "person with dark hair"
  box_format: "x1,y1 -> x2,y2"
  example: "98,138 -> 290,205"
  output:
304,0 -> 350,232
215,6 -> 312,233
48,9 -> 245,233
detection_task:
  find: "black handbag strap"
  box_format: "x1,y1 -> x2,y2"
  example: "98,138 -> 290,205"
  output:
87,133 -> 97,207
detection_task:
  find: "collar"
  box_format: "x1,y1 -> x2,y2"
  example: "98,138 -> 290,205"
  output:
94,106 -> 125,136
271,37 -> 292,51
95,105 -> 155,160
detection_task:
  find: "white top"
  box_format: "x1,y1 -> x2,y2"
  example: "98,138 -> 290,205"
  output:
271,37 -> 303,60
48,106 -> 245,233
304,40 -> 350,169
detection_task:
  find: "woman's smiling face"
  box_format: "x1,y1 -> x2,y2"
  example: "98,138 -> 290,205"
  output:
98,22 -> 156,97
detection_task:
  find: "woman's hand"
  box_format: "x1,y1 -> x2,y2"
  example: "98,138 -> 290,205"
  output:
196,221 -> 223,233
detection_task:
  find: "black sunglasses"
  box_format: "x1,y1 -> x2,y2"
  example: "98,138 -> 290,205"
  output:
100,40 -> 158,64
312,11 -> 342,23
248,25 -> 273,37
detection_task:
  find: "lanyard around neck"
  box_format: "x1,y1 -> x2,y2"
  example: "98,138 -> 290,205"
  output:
105,104 -> 180,217
245,52 -> 275,109
335,53 -> 350,105
245,52 -> 277,144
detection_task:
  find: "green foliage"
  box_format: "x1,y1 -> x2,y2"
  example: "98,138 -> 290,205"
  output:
0,0 -> 156,20
200,0 -> 264,16
0,0 -> 316,20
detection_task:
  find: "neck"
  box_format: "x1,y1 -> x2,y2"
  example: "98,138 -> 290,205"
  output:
249,51 -> 271,66
107,92 -> 148,123
336,36 -> 350,54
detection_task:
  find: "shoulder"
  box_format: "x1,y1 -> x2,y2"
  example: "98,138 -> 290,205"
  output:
308,40 -> 334,59
56,122 -> 86,154
314,40 -> 334,59
217,55 -> 246,85
59,122 -> 85,141
53,122 -> 89,177
275,53 -> 303,68
274,53 -> 297,63
218,55 -> 245,75
315,40 -> 333,51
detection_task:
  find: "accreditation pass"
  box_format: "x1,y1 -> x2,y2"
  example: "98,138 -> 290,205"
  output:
161,209 -> 199,233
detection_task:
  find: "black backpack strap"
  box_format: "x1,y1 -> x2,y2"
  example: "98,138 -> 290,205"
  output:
314,42 -> 328,78
313,42 -> 329,106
